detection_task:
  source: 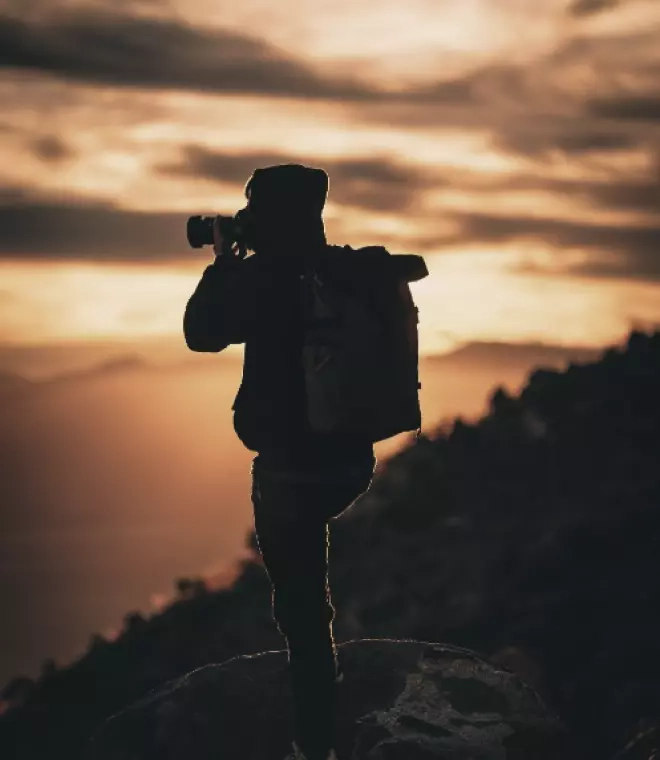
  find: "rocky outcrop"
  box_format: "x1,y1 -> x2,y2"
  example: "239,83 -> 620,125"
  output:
86,639 -> 567,760
328,330 -> 660,758
613,721 -> 660,760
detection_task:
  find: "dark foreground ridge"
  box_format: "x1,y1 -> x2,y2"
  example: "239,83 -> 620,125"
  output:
2,330 -> 660,759
85,639 -> 565,760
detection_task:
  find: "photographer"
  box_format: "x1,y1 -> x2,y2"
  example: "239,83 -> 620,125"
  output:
184,164 -> 425,760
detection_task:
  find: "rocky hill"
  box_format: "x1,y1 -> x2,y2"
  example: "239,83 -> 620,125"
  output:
1,330 -> 659,759
328,330 -> 660,758
85,640 -> 567,760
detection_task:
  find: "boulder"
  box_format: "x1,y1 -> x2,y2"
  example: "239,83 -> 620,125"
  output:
613,721 -> 660,760
86,639 -> 568,760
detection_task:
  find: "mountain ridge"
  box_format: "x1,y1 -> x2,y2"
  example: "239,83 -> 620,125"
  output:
2,330 -> 659,759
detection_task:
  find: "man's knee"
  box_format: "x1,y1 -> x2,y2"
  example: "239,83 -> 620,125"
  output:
272,586 -> 334,637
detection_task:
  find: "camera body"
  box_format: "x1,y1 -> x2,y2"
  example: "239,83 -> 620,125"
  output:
186,208 -> 252,257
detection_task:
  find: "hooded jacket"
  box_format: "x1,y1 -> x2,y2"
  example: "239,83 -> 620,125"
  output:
183,242 -> 426,468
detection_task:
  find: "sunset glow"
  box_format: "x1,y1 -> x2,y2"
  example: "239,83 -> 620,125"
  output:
2,254 -> 658,356
0,0 -> 658,368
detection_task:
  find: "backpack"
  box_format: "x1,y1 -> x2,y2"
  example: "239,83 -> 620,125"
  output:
301,245 -> 428,443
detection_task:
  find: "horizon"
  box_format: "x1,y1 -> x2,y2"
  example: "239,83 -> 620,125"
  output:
0,333 -> 613,381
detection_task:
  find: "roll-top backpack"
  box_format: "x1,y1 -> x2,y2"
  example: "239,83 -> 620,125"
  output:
301,245 -> 428,443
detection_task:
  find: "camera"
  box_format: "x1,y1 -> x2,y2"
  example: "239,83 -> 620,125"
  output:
186,209 -> 251,257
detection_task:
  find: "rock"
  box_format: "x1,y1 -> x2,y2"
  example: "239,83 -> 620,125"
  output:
489,647 -> 545,698
612,720 -> 660,759
86,639 -> 568,760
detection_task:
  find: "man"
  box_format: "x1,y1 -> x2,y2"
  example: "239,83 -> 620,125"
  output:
184,164 -> 409,760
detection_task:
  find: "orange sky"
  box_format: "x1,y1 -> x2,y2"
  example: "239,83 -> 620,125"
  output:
0,0 -> 659,360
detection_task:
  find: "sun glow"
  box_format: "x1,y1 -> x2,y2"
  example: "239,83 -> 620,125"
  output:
0,262 -> 202,344
2,253 -> 658,354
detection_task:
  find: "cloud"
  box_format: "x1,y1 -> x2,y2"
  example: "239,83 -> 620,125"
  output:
0,0 -> 658,284
2,147 -> 657,270
0,142 -> 448,259
566,253 -> 660,280
483,171 -> 660,215
550,130 -> 639,155
569,0 -> 621,16
159,149 -> 284,188
413,24 -> 660,283
587,95 -> 660,123
0,5 -> 376,100
326,157 -> 437,212
0,194 -> 191,261
0,2 -> 569,114
445,210 -> 660,280
576,178 -> 660,214
30,135 -> 75,163
159,146 -> 437,212
493,123 -> 642,159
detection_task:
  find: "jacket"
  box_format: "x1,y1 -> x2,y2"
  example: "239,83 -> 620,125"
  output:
184,245 -> 386,468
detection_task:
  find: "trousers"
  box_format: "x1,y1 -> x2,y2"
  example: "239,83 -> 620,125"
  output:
251,455 -> 375,755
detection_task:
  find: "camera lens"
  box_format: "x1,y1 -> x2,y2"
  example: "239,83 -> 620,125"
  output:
186,216 -> 215,248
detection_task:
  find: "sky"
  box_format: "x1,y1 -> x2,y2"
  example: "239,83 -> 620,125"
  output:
1,0 -> 659,361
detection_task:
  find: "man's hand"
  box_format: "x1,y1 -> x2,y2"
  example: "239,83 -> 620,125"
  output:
212,216 -> 225,257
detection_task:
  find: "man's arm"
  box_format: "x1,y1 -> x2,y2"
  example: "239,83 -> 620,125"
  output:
183,217 -> 256,352
183,257 -> 252,352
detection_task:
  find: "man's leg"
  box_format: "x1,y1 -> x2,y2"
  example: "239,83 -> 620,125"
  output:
251,467 -> 371,757
252,474 -> 337,755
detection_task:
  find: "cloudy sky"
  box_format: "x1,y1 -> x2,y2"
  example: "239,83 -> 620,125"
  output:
1,0 -> 659,358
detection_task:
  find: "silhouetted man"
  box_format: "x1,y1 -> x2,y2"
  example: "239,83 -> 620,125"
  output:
184,164 -> 424,760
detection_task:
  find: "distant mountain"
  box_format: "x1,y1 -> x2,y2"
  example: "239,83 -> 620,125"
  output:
0,371 -> 31,395
0,337 -> 600,386
426,340 -> 599,369
0,355 -> 147,400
